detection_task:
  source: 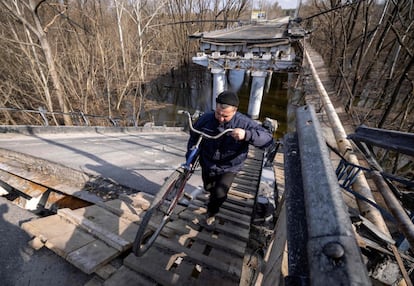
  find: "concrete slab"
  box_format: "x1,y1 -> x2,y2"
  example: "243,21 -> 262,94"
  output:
0,127 -> 204,285
0,128 -> 203,196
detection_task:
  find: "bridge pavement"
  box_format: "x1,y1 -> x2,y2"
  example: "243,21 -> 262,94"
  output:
0,126 -> 276,285
0,126 -> 202,196
0,126 -> 205,285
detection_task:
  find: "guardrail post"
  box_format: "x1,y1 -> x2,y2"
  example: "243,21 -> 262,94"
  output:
79,112 -> 90,126
295,105 -> 370,285
109,118 -> 118,126
38,106 -> 49,126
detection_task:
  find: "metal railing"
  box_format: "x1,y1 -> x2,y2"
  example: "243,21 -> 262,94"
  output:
282,105 -> 371,285
0,107 -> 123,127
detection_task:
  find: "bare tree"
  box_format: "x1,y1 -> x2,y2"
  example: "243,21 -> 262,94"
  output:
302,0 -> 413,178
304,0 -> 413,132
0,0 -> 252,126
0,0 -> 72,125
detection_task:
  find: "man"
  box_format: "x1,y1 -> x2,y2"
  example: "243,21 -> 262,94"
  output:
186,91 -> 274,230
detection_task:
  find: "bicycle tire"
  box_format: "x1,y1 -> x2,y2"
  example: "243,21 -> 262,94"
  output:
132,168 -> 187,256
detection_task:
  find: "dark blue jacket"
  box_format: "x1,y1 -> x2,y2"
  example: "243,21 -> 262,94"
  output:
186,111 -> 273,176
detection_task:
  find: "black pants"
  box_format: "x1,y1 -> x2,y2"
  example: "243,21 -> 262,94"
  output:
202,171 -> 236,216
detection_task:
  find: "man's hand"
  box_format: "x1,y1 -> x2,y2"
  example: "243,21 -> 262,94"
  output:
232,128 -> 246,141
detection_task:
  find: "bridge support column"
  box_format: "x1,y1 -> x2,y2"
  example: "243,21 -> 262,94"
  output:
247,71 -> 267,119
228,69 -> 245,92
211,68 -> 226,110
265,71 -> 273,93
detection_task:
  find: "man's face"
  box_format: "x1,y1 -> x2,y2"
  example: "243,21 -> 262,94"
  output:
215,104 -> 237,123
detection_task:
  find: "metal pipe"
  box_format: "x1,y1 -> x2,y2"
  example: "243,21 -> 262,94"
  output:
304,48 -> 390,235
372,171 -> 414,250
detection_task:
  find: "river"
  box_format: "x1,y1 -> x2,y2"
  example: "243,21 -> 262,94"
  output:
144,68 -> 295,139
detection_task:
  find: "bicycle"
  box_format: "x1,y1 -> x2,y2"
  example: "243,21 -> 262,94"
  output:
132,110 -> 234,257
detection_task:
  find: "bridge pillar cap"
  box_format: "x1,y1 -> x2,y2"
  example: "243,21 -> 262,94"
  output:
251,70 -> 267,77
211,68 -> 225,74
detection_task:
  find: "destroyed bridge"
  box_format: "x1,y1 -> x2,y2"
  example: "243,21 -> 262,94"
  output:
0,16 -> 413,286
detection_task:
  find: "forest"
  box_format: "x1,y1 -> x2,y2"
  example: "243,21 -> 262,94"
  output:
301,0 -> 413,181
0,0 -> 283,126
304,0 -> 413,132
0,0 -> 412,132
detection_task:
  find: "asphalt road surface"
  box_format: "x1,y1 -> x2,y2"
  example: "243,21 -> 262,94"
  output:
0,128 -> 202,195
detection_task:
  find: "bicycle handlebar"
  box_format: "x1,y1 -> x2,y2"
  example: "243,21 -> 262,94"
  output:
178,110 -> 234,139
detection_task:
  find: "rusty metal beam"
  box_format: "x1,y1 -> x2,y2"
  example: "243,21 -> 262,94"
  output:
348,125 -> 414,157
283,132 -> 309,285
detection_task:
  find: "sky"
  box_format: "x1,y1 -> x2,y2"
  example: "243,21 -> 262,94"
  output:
277,0 -> 300,9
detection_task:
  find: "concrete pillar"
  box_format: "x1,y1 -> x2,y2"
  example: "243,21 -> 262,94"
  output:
248,71 -> 267,119
244,70 -> 251,87
228,69 -> 245,92
265,71 -> 273,93
211,68 -> 226,110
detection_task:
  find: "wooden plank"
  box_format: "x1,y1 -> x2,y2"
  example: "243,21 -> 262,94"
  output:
73,204 -> 141,242
228,189 -> 256,200
197,268 -> 239,286
195,191 -> 255,208
185,204 -> 251,228
0,168 -> 48,198
174,210 -> 250,242
230,183 -> 258,195
154,235 -> 242,278
232,183 -> 259,193
174,260 -> 196,284
236,175 -> 261,183
119,192 -> 153,210
103,265 -> 157,286
239,166 -> 261,173
0,154 -> 100,204
124,250 -> 183,286
21,215 -> 96,258
127,239 -> 240,285
192,196 -> 253,215
22,208 -> 131,276
57,208 -> 130,251
167,219 -> 246,257
45,228 -> 97,259
237,170 -> 261,177
209,247 -> 243,273
96,199 -> 143,223
84,276 -> 103,286
94,263 -> 117,280
227,193 -> 255,207
66,240 -> 119,274
258,203 -> 287,286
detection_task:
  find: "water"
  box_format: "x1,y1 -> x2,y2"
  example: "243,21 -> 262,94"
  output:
238,72 -> 289,139
146,69 -> 290,139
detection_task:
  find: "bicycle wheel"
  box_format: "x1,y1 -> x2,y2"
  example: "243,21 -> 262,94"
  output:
132,168 -> 188,256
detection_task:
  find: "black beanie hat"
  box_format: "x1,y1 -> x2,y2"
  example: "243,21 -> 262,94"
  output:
216,91 -> 239,107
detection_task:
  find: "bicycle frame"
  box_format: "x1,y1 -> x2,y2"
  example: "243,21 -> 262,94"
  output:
132,110 -> 234,257
179,109 -> 233,171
